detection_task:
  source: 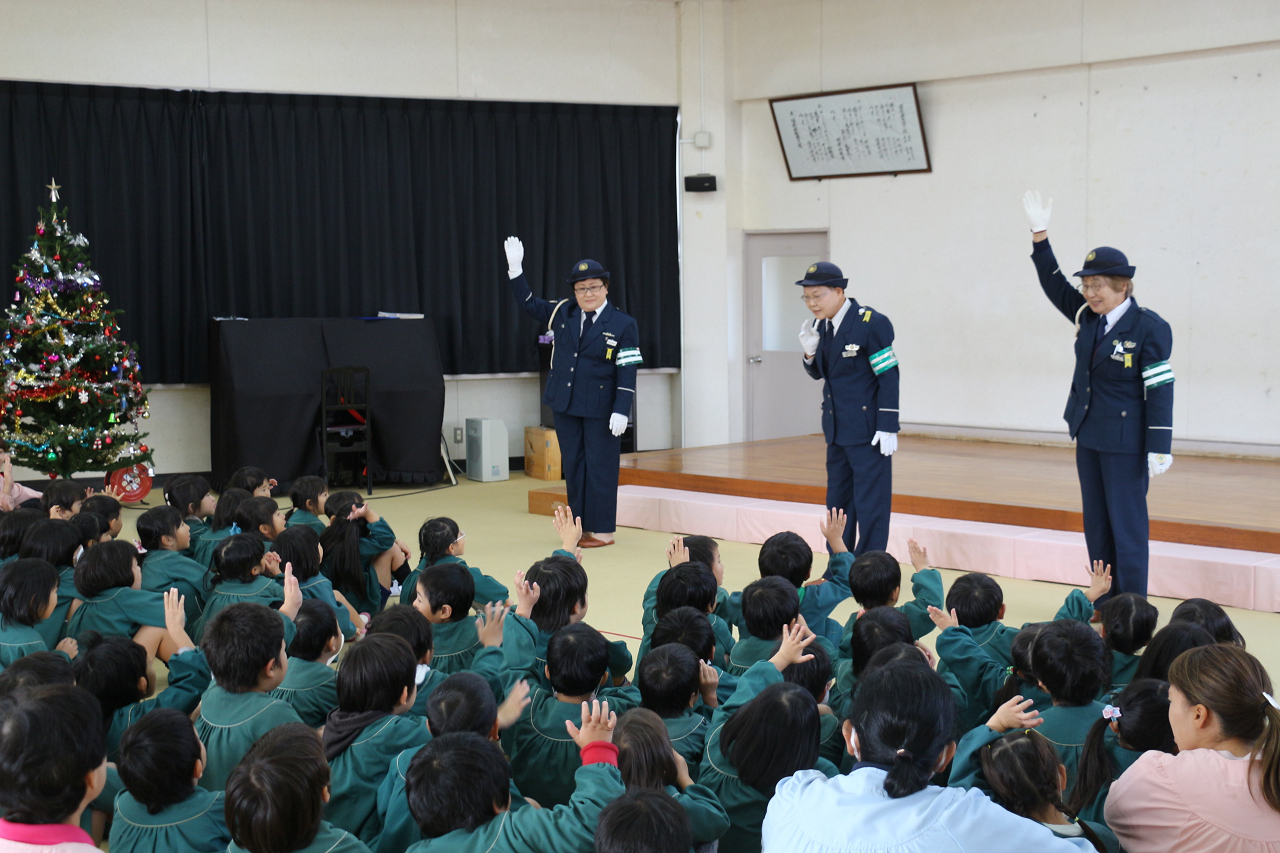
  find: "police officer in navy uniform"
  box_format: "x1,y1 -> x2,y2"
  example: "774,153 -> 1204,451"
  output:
504,236 -> 642,547
797,261 -> 900,555
1023,191 -> 1175,599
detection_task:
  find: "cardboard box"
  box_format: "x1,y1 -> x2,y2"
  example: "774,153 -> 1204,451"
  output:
524,426 -> 562,480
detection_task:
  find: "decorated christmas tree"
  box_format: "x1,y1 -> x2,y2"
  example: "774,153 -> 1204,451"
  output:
0,181 -> 155,481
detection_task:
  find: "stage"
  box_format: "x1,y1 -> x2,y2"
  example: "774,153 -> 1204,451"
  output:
528,435 -> 1280,610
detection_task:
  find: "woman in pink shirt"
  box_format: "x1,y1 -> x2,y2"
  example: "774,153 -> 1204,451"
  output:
1106,643 -> 1280,851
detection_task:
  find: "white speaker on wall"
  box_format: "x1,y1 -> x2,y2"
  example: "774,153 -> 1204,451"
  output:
465,418 -> 509,482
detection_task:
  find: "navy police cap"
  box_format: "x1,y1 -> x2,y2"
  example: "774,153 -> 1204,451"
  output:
567,259 -> 610,284
795,261 -> 848,288
1073,246 -> 1135,278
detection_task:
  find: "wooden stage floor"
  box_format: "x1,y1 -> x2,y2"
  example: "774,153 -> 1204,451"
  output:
613,435 -> 1280,554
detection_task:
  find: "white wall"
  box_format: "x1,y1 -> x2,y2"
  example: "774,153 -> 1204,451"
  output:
726,0 -> 1280,448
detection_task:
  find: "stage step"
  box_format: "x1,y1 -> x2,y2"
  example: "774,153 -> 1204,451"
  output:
537,484 -> 1278,612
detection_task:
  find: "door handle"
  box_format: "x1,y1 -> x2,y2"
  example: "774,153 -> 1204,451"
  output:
748,356 -> 762,363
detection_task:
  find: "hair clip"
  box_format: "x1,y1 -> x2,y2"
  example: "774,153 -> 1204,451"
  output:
1102,705 -> 1122,721
228,523 -> 241,534
1264,692 -> 1280,712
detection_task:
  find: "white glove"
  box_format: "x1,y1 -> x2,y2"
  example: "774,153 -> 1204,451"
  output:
609,413 -> 628,437
1022,190 -> 1052,233
1148,452 -> 1172,477
871,431 -> 898,457
798,318 -> 820,359
504,236 -> 524,279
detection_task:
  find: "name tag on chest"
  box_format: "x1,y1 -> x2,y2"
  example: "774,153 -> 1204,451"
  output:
841,344 -> 860,358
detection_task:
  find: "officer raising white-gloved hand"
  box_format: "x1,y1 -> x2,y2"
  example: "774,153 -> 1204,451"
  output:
798,318 -> 820,359
504,236 -> 524,279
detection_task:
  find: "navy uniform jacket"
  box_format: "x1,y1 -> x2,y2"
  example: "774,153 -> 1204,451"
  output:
510,274 -> 641,419
802,299 -> 900,446
1032,240 -> 1174,455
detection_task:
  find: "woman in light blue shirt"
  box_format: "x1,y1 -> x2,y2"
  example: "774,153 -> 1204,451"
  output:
761,660 -> 1097,852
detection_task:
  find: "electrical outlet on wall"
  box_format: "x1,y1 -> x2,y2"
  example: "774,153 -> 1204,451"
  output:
453,427 -> 463,443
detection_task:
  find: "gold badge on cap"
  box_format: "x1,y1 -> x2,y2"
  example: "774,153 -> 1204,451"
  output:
808,265 -> 817,274
578,262 -> 588,271
1086,251 -> 1096,262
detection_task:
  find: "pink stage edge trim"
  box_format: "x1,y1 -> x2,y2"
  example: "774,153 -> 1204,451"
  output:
0,819 -> 94,846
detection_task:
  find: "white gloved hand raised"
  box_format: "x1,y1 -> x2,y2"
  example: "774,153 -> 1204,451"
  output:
609,413 -> 628,437
798,318 -> 820,359
504,236 -> 524,279
1147,452 -> 1172,477
1022,190 -> 1052,233
871,431 -> 898,457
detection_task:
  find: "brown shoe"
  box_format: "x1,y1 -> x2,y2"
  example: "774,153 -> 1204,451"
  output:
578,535 -> 615,548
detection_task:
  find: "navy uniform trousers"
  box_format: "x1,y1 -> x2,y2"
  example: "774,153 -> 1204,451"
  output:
554,412 -> 620,535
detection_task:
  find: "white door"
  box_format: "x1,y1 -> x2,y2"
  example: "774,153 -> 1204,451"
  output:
744,232 -> 828,441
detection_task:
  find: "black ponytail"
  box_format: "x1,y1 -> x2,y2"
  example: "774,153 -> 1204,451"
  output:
991,623 -> 1046,711
1066,678 -> 1174,815
318,492 -> 368,601
850,661 -> 955,799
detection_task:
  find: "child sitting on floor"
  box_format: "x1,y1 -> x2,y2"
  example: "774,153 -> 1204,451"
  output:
637,642 -> 717,769
285,476 -> 329,535
66,540 -> 170,656
650,606 -> 739,709
0,558 -> 78,669
192,534 -> 301,643
109,708 -> 232,853
136,506 -> 207,625
319,492 -> 407,617
725,576 -> 804,676
80,495 -> 122,540
269,599 -> 342,728
225,466 -> 274,498
195,602 -> 305,790
18,519 -> 82,649
192,489 -> 251,569
400,517 -> 508,608
1168,597 -> 1245,645
411,563 -> 486,674
165,475 -> 217,559
40,479 -> 86,520
273,525 -> 363,639
639,534 -> 734,669
839,538 -> 943,654
595,789 -> 693,853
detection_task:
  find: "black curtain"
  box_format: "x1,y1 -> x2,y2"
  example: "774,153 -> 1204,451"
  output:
0,81 -> 680,383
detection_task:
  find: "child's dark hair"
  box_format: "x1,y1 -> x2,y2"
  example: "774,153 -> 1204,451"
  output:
80,494 -> 121,525
318,491 -> 370,602
287,476 -> 327,519
1171,597 -> 1245,646
135,506 -> 183,552
211,488 -> 252,531
0,684 -> 105,825
981,729 -> 1107,852
848,550 -> 902,610
18,518 -> 81,567
288,599 -> 340,661
863,643 -> 931,676
758,531 -> 813,587
337,633 -> 417,714
417,563 -> 475,622
367,604 -> 434,661
69,511 -> 109,548
1132,621 -> 1217,683
165,474 -> 211,519
271,525 -> 322,582
683,535 -> 719,573
210,533 -> 267,587
655,561 -> 717,619
72,631 -> 148,729
650,607 -> 715,663
722,681 -> 819,795
849,662 -> 955,799
0,651 -> 74,699
615,708 -> 678,790
782,637 -> 832,703
524,553 -> 588,634
225,724 -> 328,853
418,517 -> 460,565
945,572 -> 1004,628
638,643 -> 700,718
547,622 -> 609,696
234,497 -> 280,541
200,603 -> 285,692
992,623 -> 1048,709
850,607 -> 913,677
1030,620 -> 1110,706
740,576 -> 800,641
226,466 -> 270,494
39,479 -> 85,514
0,508 -> 45,558
116,707 -> 202,815
595,788 -> 693,853
1068,678 -> 1175,815
406,732 -> 512,837
0,558 -> 58,626
1099,593 -> 1158,655
426,672 -> 498,737
73,539 -> 138,599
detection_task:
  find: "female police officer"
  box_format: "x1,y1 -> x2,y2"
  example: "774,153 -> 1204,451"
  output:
504,236 -> 641,547
1022,191 -> 1174,598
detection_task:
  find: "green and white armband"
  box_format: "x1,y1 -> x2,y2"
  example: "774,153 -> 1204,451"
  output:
869,346 -> 898,375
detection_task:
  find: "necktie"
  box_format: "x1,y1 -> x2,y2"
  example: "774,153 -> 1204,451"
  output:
584,310 -> 596,329
1095,314 -> 1108,348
